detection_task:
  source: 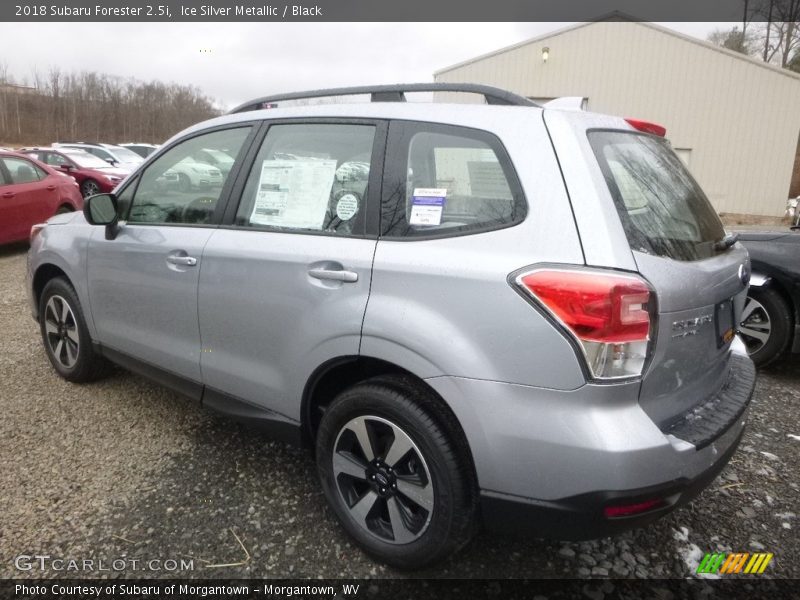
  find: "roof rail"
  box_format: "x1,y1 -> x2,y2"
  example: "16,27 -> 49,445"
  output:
229,83 -> 539,114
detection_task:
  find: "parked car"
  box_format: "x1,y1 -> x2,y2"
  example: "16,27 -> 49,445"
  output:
0,150 -> 82,245
54,142 -> 144,171
166,157 -> 224,191
27,84 -> 756,569
120,143 -> 159,158
190,147 -> 235,177
737,229 -> 800,366
20,147 -> 129,198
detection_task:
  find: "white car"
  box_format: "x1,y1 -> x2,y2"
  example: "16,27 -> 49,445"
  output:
167,157 -> 223,191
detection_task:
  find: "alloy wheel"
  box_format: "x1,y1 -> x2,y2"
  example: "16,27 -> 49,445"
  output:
739,296 -> 771,354
44,295 -> 79,369
83,180 -> 99,197
332,415 -> 434,545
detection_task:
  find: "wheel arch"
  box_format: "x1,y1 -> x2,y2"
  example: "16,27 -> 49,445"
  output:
750,271 -> 798,326
301,355 -> 478,484
32,263 -> 72,317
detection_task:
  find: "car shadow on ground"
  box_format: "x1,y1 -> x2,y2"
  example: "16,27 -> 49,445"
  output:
0,241 -> 28,258
760,352 -> 800,384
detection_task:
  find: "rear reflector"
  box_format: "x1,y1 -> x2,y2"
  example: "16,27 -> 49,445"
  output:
603,498 -> 664,518
516,269 -> 652,379
625,118 -> 666,137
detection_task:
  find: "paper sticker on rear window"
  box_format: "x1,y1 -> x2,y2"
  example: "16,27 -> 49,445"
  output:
409,188 -> 447,226
251,159 -> 337,229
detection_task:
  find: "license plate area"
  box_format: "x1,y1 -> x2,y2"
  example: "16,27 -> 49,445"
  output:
716,298 -> 735,348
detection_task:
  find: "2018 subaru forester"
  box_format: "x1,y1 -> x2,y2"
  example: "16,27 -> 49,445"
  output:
27,84 -> 756,568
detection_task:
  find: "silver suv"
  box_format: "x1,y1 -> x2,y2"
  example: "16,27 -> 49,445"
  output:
27,84 -> 756,569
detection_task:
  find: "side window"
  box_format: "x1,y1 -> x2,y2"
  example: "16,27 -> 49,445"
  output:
2,157 -> 45,184
46,153 -> 70,168
0,164 -> 7,186
235,123 -> 376,236
126,127 -> 251,225
381,124 -> 526,237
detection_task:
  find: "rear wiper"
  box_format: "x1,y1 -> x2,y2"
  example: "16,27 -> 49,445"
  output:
714,232 -> 739,251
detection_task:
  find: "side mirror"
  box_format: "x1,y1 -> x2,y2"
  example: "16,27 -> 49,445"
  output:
59,164 -> 74,171
105,158 -> 117,165
83,193 -> 120,240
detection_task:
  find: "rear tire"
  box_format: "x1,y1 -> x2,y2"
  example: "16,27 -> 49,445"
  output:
316,376 -> 477,569
740,287 -> 792,367
39,277 -> 108,382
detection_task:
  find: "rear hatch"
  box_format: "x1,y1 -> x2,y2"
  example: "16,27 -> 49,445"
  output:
547,112 -> 750,428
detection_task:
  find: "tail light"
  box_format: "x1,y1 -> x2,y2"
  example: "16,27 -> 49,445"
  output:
515,269 -> 653,380
603,498 -> 664,518
625,118 -> 666,137
30,223 -> 46,243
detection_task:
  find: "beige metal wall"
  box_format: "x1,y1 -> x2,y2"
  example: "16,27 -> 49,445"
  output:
435,21 -> 800,217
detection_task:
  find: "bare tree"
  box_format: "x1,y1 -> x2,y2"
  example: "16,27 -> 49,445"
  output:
707,0 -> 800,70
0,66 -> 220,145
707,26 -> 756,53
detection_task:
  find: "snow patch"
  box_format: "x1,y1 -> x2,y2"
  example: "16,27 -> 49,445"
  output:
759,451 -> 779,461
788,434 -> 800,442
673,527 -> 719,579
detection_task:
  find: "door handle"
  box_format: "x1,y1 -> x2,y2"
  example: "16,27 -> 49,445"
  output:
308,268 -> 358,283
1,192 -> 14,198
46,185 -> 56,191
166,255 -> 197,266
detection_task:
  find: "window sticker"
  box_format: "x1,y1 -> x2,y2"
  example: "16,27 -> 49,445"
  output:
251,159 -> 337,229
335,193 -> 359,221
409,188 -> 447,226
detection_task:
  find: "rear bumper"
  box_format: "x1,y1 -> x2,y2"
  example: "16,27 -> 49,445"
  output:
425,342 -> 755,539
480,421 -> 744,539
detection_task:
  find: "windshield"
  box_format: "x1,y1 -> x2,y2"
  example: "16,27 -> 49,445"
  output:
589,130 -> 725,261
62,150 -> 113,169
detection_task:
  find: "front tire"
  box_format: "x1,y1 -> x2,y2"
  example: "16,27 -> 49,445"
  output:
316,376 -> 477,569
39,278 -> 108,382
81,179 -> 100,198
740,287 -> 792,367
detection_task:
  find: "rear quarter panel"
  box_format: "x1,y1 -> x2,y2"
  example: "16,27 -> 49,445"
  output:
363,110 -> 587,389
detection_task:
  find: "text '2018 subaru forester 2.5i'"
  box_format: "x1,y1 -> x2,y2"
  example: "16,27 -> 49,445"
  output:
27,84 -> 756,568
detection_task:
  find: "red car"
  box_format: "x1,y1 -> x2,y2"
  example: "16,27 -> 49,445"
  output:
20,147 -> 128,198
0,150 -> 83,245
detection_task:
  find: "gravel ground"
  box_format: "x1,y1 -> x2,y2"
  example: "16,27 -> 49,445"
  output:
1,243 -> 798,580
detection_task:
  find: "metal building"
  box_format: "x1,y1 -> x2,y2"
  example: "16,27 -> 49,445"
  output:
434,19 -> 800,218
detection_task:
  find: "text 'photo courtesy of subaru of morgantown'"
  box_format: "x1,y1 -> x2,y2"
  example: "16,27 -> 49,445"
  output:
27,84 -> 756,569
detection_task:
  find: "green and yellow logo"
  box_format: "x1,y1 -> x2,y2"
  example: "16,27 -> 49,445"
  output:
697,552 -> 773,575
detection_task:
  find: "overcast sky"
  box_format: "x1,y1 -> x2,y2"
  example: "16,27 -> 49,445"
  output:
0,22 -> 729,110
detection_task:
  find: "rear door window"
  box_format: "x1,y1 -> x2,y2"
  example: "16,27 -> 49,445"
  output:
381,122 -> 526,238
589,130 -> 725,261
235,123 -> 378,237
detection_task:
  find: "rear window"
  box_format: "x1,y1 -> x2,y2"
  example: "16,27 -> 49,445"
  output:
589,130 -> 725,261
